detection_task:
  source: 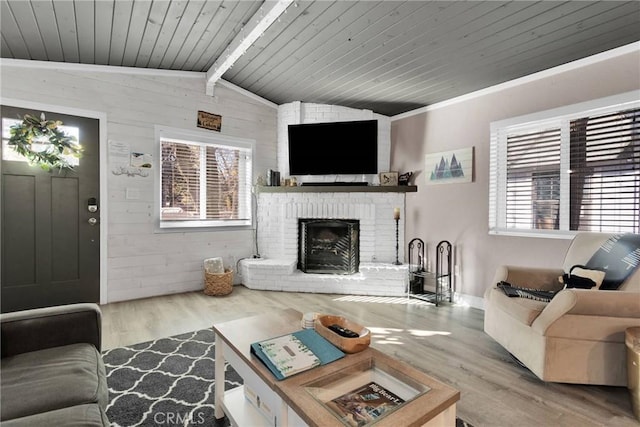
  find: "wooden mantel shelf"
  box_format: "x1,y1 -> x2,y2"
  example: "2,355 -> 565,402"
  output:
256,185 -> 417,193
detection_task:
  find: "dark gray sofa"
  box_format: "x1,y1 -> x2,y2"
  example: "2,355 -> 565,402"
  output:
0,303 -> 109,426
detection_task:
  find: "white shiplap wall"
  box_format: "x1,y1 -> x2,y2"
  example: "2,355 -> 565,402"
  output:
0,61 -> 277,303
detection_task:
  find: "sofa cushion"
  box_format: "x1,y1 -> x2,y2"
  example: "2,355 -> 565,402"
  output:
487,287 -> 548,326
0,404 -> 108,427
0,343 -> 107,421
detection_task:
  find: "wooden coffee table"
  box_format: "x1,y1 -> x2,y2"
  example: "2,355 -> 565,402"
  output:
213,308 -> 459,426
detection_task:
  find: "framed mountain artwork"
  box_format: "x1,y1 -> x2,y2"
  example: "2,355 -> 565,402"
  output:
425,147 -> 474,185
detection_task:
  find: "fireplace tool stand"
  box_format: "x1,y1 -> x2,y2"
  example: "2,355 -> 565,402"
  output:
408,238 -> 425,294
408,239 -> 453,306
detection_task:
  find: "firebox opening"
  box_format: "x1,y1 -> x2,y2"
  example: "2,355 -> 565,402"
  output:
298,219 -> 360,274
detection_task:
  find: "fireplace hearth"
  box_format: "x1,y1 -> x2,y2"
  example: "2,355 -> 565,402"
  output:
298,219 -> 359,274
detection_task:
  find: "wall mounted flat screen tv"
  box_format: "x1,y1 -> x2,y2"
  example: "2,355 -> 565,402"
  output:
288,119 -> 378,175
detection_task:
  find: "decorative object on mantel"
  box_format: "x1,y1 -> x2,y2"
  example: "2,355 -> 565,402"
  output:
266,169 -> 280,186
393,207 -> 402,265
8,113 -> 82,172
196,110 -> 221,131
380,171 -> 399,186
398,171 -> 414,185
425,147 -> 474,185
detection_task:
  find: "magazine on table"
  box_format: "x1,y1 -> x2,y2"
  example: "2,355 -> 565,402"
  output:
326,381 -> 405,427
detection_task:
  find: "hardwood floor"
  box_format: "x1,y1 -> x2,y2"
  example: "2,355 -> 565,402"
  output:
101,286 -> 636,427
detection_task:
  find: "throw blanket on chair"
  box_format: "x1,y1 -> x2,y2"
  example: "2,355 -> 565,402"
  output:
585,233 -> 640,290
497,281 -> 557,302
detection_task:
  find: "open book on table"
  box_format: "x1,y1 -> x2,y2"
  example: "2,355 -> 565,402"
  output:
251,329 -> 345,380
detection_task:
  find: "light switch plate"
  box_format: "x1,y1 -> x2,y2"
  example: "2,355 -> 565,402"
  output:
126,188 -> 140,200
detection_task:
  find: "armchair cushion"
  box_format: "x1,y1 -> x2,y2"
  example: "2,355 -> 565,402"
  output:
0,343 -> 108,421
486,286 -> 548,326
491,265 -> 564,292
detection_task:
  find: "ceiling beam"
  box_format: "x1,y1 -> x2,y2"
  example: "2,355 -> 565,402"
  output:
206,0 -> 293,95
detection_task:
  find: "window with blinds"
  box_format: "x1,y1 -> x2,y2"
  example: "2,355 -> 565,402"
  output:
490,94 -> 639,237
505,127 -> 561,230
159,134 -> 253,229
570,109 -> 639,232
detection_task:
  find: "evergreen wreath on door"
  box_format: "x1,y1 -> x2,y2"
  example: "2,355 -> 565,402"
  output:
8,113 -> 82,172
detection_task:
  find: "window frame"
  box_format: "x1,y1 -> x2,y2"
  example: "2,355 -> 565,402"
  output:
489,91 -> 640,239
154,126 -> 255,232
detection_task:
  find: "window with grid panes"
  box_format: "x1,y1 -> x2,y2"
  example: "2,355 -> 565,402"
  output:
157,129 -> 253,229
489,93 -> 639,237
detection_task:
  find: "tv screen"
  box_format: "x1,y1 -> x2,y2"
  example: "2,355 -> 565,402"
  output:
288,120 -> 378,175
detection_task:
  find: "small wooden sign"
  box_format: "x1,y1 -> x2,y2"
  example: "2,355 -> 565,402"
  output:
197,110 -> 222,132
379,171 -> 399,186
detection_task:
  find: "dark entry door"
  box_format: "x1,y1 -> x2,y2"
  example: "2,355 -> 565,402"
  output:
1,105 -> 100,312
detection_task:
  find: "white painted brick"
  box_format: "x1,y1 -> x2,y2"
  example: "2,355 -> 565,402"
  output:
241,257 -> 408,296
258,190 -> 406,264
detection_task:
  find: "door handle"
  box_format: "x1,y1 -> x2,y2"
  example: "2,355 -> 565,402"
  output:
88,218 -> 98,226
88,197 -> 98,213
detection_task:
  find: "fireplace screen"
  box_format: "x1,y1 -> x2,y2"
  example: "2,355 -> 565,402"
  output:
298,219 -> 360,274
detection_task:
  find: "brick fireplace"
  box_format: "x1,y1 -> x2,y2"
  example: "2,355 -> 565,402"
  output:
299,218 -> 360,274
239,188 -> 411,296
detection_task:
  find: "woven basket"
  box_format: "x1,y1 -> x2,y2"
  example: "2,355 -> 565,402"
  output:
204,269 -> 233,296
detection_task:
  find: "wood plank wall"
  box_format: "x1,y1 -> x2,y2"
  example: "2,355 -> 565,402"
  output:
1,62 -> 277,303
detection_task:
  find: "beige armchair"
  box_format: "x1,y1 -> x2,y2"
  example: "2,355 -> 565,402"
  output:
484,232 -> 640,386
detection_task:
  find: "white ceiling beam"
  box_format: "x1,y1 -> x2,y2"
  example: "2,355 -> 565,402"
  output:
206,0 -> 293,95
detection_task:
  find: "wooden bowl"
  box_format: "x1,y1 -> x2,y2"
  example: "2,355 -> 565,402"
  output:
314,314 -> 371,353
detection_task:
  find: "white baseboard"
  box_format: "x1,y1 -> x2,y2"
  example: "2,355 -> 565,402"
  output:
454,292 -> 485,310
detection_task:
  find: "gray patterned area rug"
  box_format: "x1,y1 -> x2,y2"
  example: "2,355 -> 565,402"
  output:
103,329 -> 240,427
104,329 -> 472,427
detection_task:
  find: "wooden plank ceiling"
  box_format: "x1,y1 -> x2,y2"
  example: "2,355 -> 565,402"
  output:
1,0 -> 639,116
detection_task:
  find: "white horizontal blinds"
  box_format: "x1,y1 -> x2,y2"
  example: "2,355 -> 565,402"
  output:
161,139 -> 201,221
205,146 -> 250,220
161,138 -> 252,223
569,107 -> 640,233
505,127 -> 561,230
